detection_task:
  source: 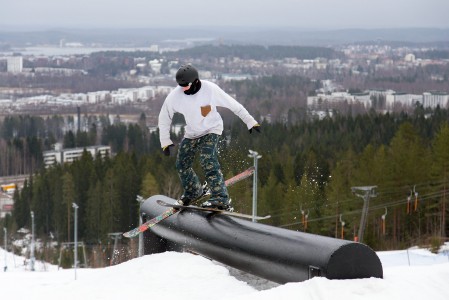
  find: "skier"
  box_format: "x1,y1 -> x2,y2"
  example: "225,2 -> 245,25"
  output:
158,64 -> 260,211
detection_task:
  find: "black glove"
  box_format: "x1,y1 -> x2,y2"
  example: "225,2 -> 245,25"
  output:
162,144 -> 175,156
249,124 -> 261,134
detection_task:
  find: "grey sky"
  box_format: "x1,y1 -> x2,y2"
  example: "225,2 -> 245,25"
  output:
1,0 -> 449,30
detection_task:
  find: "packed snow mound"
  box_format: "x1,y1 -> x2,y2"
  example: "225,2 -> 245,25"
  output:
1,245 -> 449,300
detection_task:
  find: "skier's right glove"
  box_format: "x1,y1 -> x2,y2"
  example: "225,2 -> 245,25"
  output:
162,144 -> 175,156
249,124 -> 261,134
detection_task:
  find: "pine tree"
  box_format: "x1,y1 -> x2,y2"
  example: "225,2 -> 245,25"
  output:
431,122 -> 449,238
86,181 -> 104,242
324,149 -> 359,238
13,179 -> 32,229
296,173 -> 321,232
140,172 -> 160,198
259,171 -> 285,226
49,165 -> 64,241
387,122 -> 431,244
62,172 -> 75,242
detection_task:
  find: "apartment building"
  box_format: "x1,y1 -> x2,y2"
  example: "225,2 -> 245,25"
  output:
386,93 -> 422,110
43,144 -> 111,167
7,56 -> 23,73
423,92 -> 449,109
307,92 -> 373,110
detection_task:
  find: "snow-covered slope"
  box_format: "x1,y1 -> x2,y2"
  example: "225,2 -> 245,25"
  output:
1,244 -> 448,300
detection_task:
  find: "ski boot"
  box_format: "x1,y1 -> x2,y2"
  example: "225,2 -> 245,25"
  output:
201,198 -> 234,212
177,182 -> 210,206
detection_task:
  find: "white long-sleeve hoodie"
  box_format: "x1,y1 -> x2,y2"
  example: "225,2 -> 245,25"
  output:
158,80 -> 258,148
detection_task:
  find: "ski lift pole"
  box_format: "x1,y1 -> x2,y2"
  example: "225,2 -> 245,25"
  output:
136,195 -> 145,257
72,203 -> 79,280
304,210 -> 309,231
108,233 -> 123,265
407,194 -> 411,214
30,211 -> 35,271
351,186 -> 377,244
248,150 -> 262,223
3,228 -> 6,272
413,185 -> 419,212
300,205 -> 305,229
381,207 -> 388,235
339,214 -> 345,239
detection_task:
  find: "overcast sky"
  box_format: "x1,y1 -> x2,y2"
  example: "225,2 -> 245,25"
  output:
1,0 -> 449,30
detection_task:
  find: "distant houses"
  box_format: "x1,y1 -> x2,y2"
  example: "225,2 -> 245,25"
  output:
307,89 -> 449,114
0,85 -> 174,109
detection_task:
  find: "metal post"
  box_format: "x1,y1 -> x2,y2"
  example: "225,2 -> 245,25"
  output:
381,207 -> 388,235
136,195 -> 145,257
72,203 -> 79,280
3,228 -> 6,272
30,211 -> 35,271
108,233 -> 123,265
339,214 -> 345,239
248,150 -> 262,222
351,186 -> 377,244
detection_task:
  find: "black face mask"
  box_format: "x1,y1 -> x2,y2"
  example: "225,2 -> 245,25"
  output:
184,79 -> 202,95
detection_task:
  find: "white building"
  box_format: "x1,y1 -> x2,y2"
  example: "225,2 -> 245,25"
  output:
43,145 -> 111,167
0,194 -> 13,218
88,92 -> 101,104
352,93 -> 372,108
369,89 -> 395,99
423,92 -> 449,109
148,45 -> 159,52
307,92 -> 355,108
138,86 -> 156,100
155,86 -> 174,95
386,93 -> 422,110
221,74 -> 252,81
87,91 -> 110,104
111,94 -> 128,105
404,53 -> 416,63
149,59 -> 162,74
171,124 -> 184,136
7,56 -> 23,73
121,89 -> 138,102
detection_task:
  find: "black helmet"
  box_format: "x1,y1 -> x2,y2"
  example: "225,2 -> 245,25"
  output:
176,64 -> 199,87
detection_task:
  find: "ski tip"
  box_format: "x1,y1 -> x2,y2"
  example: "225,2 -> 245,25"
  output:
123,231 -> 138,238
124,233 -> 138,238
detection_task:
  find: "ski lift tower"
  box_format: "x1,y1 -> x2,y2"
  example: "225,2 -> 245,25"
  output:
108,232 -> 123,265
3,227 -> 6,272
72,203 -> 79,279
351,186 -> 377,244
248,150 -> 262,223
136,195 -> 145,257
30,211 -> 35,271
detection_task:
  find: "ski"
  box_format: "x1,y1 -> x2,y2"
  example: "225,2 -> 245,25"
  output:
223,166 -> 255,188
156,200 -> 271,220
123,166 -> 256,238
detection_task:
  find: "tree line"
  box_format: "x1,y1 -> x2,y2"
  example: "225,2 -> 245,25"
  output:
3,107 -> 449,253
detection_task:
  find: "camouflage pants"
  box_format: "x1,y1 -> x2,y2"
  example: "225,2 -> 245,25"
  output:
176,134 -> 229,203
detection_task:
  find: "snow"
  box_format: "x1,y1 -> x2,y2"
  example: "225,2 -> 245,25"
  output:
1,244 -> 449,300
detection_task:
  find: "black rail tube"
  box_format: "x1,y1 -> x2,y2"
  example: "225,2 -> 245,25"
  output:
141,195 -> 383,284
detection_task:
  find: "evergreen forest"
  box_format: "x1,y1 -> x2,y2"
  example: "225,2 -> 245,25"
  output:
1,105 -> 448,257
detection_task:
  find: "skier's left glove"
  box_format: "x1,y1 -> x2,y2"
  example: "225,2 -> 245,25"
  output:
249,124 -> 261,134
162,144 -> 174,156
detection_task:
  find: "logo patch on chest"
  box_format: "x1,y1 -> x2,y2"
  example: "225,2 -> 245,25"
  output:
201,105 -> 211,117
